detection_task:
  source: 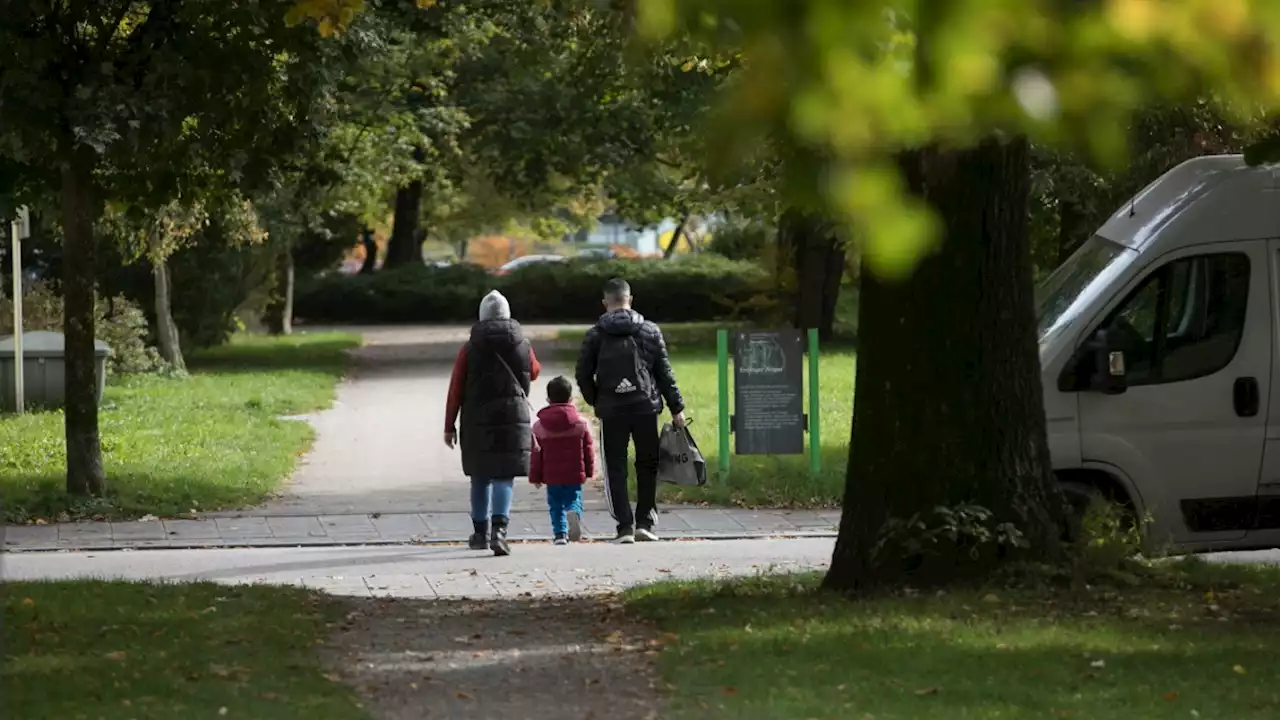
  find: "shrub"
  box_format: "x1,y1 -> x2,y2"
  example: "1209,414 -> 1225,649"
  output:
707,218 -> 773,262
0,282 -> 168,375
294,254 -> 769,324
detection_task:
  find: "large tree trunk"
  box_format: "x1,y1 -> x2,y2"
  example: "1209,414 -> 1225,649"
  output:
265,247 -> 294,336
384,146 -> 426,269
780,208 -> 844,341
151,241 -> 186,372
61,147 -> 106,497
824,135 -> 1065,593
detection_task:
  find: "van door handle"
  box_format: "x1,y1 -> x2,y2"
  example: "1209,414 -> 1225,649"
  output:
1234,377 -> 1260,417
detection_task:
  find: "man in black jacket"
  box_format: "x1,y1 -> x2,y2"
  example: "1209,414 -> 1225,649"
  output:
575,278 -> 685,543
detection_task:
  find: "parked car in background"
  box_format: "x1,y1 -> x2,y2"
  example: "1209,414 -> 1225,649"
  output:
575,245 -> 616,259
492,254 -> 567,276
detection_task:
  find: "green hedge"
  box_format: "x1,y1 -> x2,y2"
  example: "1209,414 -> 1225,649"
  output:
294,255 -> 769,324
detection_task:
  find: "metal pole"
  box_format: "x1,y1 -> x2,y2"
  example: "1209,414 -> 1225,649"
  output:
808,328 -> 821,475
716,328 -> 730,478
10,216 -> 24,414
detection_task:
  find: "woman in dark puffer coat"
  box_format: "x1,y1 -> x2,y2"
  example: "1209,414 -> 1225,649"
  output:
444,290 -> 541,556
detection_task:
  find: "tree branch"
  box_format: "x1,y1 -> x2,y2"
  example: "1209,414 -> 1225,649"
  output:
94,0 -> 133,62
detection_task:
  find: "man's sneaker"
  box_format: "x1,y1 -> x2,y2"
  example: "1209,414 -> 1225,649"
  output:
635,527 -> 660,542
614,527 -> 636,544
553,534 -> 569,546
567,511 -> 583,542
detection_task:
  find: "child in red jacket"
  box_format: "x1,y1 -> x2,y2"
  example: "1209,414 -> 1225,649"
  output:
530,376 -> 595,545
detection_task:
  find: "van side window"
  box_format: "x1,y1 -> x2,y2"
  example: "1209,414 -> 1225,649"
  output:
1100,253 -> 1250,386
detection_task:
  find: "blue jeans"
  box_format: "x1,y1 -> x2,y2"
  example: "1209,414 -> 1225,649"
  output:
470,477 -> 514,522
546,484 -> 584,536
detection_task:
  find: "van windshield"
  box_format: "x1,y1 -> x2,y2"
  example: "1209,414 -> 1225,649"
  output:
1035,235 -> 1135,343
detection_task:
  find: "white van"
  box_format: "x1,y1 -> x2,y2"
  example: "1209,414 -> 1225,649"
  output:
1038,154 -> 1280,552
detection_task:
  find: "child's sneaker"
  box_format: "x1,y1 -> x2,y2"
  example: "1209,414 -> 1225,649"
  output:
613,526 -> 635,544
567,511 -> 583,542
553,533 -> 568,546
635,527 -> 659,542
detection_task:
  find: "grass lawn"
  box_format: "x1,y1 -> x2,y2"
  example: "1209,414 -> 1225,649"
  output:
0,332 -> 359,522
628,560 -> 1280,719
2,580 -> 365,719
661,348 -> 854,508
558,322 -> 856,508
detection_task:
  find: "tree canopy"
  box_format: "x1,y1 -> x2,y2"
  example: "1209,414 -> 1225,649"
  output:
634,0 -> 1280,277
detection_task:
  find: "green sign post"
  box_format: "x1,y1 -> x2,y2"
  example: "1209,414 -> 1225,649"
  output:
716,327 -> 821,477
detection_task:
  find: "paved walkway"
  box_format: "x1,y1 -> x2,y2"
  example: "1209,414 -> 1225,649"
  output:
2,507 -> 840,551
1,538 -> 835,598
248,324 -> 599,517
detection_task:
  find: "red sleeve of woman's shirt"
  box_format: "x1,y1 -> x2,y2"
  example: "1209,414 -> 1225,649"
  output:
529,346 -> 541,381
444,345 -> 468,433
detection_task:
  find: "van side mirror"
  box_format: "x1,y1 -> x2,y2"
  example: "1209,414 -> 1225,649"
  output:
1085,329 -> 1128,395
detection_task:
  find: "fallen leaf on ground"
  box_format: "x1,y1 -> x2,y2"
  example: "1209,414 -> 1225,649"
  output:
105,651 -> 127,661
455,691 -> 473,700
1233,664 -> 1247,674
1163,691 -> 1179,701
914,687 -> 940,696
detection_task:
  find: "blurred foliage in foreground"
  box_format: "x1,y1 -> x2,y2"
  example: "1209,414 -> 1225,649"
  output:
636,0 -> 1280,278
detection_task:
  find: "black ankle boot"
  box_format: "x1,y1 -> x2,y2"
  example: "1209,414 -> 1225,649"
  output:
490,515 -> 510,557
469,520 -> 489,550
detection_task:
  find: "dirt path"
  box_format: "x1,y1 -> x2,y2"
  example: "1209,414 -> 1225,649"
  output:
325,595 -> 665,719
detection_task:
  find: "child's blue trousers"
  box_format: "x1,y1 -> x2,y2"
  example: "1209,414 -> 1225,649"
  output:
546,484 -> 584,535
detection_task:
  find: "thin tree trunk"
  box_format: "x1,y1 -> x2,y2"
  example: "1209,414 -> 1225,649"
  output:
61,146 -> 106,497
1056,194 -> 1085,266
385,146 -> 427,269
265,247 -> 294,335
663,212 -> 690,259
151,238 -> 186,371
359,228 -> 378,274
781,208 -> 844,341
824,135 -> 1065,593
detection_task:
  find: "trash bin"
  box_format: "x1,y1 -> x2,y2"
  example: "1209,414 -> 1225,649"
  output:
0,331 -> 111,412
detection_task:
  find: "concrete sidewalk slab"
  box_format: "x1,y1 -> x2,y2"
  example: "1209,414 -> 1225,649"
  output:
0,537 -> 835,599
2,507 -> 838,552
